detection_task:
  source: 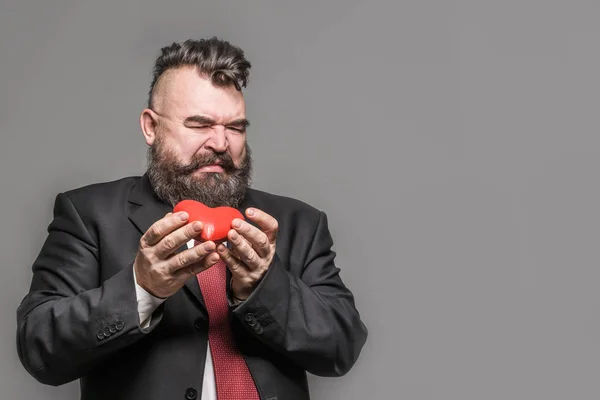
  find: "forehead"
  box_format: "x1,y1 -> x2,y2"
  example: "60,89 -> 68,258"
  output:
156,66 -> 246,122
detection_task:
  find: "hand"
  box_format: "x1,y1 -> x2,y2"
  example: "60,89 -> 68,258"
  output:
217,208 -> 278,300
134,211 -> 220,298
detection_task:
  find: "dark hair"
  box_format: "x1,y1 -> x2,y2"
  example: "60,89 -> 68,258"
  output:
147,37 -> 251,108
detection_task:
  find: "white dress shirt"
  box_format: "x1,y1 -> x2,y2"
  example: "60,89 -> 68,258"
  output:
133,239 -> 217,400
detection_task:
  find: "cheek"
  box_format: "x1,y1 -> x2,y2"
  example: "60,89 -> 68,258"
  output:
166,132 -> 207,162
229,137 -> 247,165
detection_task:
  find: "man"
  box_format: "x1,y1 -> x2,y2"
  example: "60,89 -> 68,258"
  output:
16,37 -> 368,400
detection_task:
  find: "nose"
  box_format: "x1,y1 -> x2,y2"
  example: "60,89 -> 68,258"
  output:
204,125 -> 228,153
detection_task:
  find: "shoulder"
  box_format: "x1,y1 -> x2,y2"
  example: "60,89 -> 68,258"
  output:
245,187 -> 321,215
244,188 -> 334,248
56,175 -> 142,212
244,187 -> 327,232
62,175 -> 140,197
44,176 -> 143,239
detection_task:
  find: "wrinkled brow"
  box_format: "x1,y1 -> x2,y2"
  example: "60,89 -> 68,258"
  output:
184,115 -> 250,128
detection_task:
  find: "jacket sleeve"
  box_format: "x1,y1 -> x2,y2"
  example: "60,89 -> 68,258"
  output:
232,210 -> 368,377
16,193 -> 157,386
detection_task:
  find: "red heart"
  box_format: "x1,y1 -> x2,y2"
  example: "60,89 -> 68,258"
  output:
173,200 -> 244,243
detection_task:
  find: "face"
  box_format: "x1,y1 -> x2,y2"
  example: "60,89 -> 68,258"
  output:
140,66 -> 252,208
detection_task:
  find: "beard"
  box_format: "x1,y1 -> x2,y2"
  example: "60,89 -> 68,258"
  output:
146,135 -> 252,208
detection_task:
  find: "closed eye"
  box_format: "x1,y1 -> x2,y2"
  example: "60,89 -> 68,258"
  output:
227,126 -> 246,133
183,115 -> 250,132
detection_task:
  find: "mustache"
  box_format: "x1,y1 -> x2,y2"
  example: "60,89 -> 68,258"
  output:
178,152 -> 237,175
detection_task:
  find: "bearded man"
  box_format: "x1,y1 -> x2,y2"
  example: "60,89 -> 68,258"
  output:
16,37 -> 368,400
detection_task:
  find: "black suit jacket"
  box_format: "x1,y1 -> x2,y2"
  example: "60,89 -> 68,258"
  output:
16,174 -> 368,400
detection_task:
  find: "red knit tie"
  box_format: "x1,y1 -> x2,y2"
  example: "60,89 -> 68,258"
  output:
194,241 -> 260,400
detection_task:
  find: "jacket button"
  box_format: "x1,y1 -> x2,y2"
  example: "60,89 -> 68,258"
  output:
103,327 -> 111,337
115,321 -> 124,331
96,330 -> 105,340
185,387 -> 198,399
109,324 -> 117,334
255,326 -> 264,334
244,313 -> 254,322
194,318 -> 206,330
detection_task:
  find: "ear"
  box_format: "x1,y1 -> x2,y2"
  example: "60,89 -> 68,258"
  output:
140,108 -> 159,146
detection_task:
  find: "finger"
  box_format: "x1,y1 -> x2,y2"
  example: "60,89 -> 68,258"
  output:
217,243 -> 249,278
155,221 -> 204,259
174,252 -> 220,280
245,208 -> 278,244
167,240 -> 216,274
141,211 -> 189,247
227,229 -> 261,270
230,235 -> 253,261
231,218 -> 270,258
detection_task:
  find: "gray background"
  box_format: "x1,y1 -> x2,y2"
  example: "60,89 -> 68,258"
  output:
1,0 -> 600,399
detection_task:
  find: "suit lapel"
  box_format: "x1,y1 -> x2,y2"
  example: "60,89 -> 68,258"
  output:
128,174 -> 207,311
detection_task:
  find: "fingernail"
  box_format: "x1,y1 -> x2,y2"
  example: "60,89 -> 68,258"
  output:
230,231 -> 239,240
192,222 -> 202,231
232,219 -> 242,228
178,212 -> 188,221
204,242 -> 214,251
247,208 -> 255,216
218,245 -> 226,253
